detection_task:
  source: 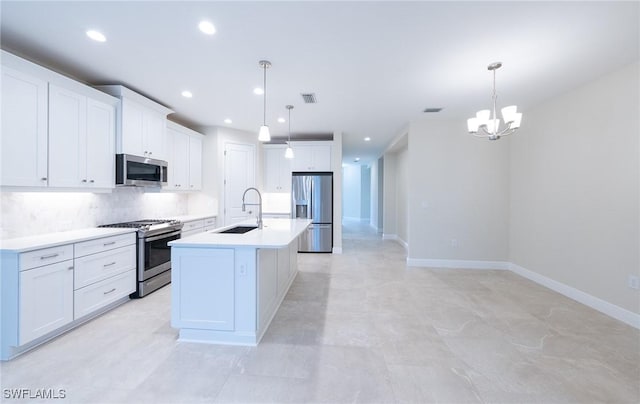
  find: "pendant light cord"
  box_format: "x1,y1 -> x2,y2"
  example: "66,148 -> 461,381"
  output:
263,65 -> 267,126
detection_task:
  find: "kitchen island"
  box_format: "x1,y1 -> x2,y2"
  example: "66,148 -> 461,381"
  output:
169,218 -> 311,345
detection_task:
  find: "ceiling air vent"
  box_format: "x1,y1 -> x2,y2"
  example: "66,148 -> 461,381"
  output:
301,93 -> 317,104
423,107 -> 443,113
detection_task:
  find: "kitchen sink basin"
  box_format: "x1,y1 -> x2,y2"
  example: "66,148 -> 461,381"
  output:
217,225 -> 258,234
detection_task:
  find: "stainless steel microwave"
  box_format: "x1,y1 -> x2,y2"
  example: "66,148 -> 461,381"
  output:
115,154 -> 168,187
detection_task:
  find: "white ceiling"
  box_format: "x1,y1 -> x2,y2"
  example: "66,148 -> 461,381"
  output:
1,1 -> 638,164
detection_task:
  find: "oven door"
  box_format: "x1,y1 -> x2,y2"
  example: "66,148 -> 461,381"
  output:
138,229 -> 181,281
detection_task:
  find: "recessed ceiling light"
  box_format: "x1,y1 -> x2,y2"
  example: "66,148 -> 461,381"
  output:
86,30 -> 106,42
277,117 -> 285,123
181,90 -> 193,98
354,157 -> 361,162
224,118 -> 232,124
253,88 -> 264,95
198,21 -> 216,35
364,137 -> 371,142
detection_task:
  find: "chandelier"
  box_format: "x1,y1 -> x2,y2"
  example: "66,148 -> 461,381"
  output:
467,62 -> 522,140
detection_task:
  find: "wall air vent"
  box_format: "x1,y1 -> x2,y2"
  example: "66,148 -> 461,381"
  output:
423,107 -> 443,113
301,93 -> 317,104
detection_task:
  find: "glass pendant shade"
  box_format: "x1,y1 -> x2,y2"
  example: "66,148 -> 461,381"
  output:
485,118 -> 500,134
285,145 -> 294,159
511,113 -> 523,128
258,125 -> 271,142
501,105 -> 518,123
467,117 -> 479,133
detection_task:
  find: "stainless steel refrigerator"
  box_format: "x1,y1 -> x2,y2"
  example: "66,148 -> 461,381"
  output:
292,172 -> 333,253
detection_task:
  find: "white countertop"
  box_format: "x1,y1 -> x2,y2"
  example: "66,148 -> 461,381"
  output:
0,228 -> 137,253
170,218 -> 311,249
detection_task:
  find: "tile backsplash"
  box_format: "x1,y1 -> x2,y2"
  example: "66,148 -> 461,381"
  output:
0,188 -> 190,239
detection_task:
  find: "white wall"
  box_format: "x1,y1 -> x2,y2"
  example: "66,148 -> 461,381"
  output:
509,62 -> 640,315
369,159 -> 380,230
342,165 -> 362,220
406,118 -> 510,263
0,189 -> 189,239
360,166 -> 371,220
383,152 -> 397,237
396,147 -> 409,245
332,132 -> 344,253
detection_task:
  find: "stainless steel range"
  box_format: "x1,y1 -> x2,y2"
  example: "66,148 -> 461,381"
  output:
99,219 -> 183,297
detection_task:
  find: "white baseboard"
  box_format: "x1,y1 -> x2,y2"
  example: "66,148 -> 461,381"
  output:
406,258 -> 510,270
509,263 -> 640,329
382,234 -> 408,250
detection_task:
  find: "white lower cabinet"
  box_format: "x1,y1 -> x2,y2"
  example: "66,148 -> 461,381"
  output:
1,231 -> 136,360
181,216 -> 217,237
74,271 -> 135,319
19,259 -> 74,345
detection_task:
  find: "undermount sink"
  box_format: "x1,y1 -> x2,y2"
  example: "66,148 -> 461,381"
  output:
217,225 -> 258,234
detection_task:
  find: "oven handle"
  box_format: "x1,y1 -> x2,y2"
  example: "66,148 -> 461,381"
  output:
144,229 -> 182,243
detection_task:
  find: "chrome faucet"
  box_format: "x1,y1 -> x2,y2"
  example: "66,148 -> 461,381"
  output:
241,187 -> 263,229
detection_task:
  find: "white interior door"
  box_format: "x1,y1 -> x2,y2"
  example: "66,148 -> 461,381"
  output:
224,142 -> 256,226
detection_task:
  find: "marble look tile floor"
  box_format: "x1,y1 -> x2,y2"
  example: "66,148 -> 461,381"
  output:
2,220 -> 639,403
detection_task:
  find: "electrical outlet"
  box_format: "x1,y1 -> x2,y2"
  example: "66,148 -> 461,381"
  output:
628,275 -> 639,290
450,238 -> 458,248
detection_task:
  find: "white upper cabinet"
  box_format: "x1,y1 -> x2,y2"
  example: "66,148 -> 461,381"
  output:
48,85 -> 115,189
263,145 -> 292,192
1,51 -> 118,190
0,66 -> 49,187
96,85 -> 173,162
290,142 -> 332,172
165,121 -> 203,192
188,135 -> 203,190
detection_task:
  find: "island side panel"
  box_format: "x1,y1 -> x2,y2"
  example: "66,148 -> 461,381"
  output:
233,248 -> 258,335
171,248 -> 235,331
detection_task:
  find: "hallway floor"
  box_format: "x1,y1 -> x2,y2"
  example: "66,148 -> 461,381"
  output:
2,220 -> 639,403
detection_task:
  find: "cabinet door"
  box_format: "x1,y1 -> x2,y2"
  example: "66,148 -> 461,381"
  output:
143,109 -> 166,160
264,146 -> 286,192
86,98 -> 115,188
188,135 -> 202,190
121,98 -> 145,156
48,84 -> 87,187
311,144 -> 332,171
291,145 -> 313,172
0,67 -> 48,187
171,129 -> 189,189
19,260 -> 74,344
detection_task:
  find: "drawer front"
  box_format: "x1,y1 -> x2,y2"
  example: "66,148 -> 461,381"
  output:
75,233 -> 136,258
181,228 -> 202,238
203,225 -> 217,232
74,244 -> 136,289
20,244 -> 74,271
74,270 -> 135,320
203,217 -> 216,227
182,220 -> 204,232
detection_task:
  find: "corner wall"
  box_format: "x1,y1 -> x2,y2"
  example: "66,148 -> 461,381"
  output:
406,119 -> 510,265
509,62 -> 640,315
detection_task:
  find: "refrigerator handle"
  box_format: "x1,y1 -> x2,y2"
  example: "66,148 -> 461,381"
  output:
309,179 -> 313,219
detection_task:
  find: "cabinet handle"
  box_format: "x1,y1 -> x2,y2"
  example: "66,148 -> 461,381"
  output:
103,261 -> 116,267
81,179 -> 87,183
40,253 -> 59,260
103,241 -> 116,246
41,177 -> 47,181
90,180 -> 95,183
68,266 -> 74,270
103,288 -> 116,295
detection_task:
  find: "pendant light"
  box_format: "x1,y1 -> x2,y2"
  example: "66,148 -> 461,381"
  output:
258,60 -> 271,142
285,105 -> 294,159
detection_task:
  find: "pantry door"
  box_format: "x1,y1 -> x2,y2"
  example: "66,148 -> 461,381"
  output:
224,142 -> 256,226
